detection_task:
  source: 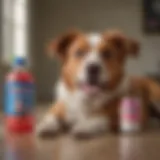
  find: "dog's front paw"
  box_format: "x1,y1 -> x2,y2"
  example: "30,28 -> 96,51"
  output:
71,124 -> 94,138
71,118 -> 108,139
36,115 -> 60,138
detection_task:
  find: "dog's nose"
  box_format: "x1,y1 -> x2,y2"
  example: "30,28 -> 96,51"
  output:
87,64 -> 101,75
87,64 -> 101,85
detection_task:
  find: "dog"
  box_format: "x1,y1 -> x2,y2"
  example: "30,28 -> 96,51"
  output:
37,29 -> 160,138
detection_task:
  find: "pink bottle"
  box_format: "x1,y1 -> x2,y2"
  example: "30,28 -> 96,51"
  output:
120,91 -> 142,133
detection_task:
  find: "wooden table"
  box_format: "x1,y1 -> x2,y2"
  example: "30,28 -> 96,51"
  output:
0,130 -> 160,160
1,106 -> 160,160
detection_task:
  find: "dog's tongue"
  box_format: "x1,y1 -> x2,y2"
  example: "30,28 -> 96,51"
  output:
83,85 -> 100,95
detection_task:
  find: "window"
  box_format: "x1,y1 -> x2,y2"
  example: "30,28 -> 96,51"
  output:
2,0 -> 28,64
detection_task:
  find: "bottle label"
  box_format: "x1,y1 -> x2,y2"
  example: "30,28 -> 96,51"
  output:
5,81 -> 35,116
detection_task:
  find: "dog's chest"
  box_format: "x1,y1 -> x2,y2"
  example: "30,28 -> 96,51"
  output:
66,91 -> 104,117
56,83 -> 105,121
56,77 -> 129,123
58,90 -> 108,124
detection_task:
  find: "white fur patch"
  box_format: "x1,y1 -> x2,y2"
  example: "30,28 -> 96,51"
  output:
86,33 -> 102,64
77,33 -> 107,84
36,114 -> 60,135
87,33 -> 102,49
71,117 -> 109,135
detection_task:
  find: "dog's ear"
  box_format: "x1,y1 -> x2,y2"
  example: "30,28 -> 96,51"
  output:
104,30 -> 140,57
104,30 -> 127,53
47,30 -> 80,60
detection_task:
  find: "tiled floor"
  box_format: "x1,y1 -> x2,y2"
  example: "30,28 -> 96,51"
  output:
1,106 -> 160,160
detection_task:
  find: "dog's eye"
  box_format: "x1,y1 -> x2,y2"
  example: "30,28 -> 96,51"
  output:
75,49 -> 85,58
101,51 -> 112,60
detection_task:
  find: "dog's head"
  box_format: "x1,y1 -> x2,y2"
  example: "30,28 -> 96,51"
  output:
48,29 -> 139,95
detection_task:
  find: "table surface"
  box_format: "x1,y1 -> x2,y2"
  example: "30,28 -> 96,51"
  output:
1,106 -> 160,160
1,130 -> 160,160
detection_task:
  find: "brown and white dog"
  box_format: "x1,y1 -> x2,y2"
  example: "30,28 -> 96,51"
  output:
37,29 -> 160,137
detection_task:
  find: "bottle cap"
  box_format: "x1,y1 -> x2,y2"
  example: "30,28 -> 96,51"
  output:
13,57 -> 27,67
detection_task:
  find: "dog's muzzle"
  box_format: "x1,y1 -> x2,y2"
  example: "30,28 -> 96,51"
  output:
86,63 -> 101,85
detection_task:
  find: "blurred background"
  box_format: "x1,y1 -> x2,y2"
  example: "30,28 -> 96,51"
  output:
1,0 -> 160,104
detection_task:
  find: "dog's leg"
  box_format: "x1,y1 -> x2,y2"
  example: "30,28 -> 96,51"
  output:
36,101 -> 65,137
71,116 -> 109,138
132,77 -> 160,101
71,97 -> 120,138
131,77 -> 160,125
143,78 -> 160,101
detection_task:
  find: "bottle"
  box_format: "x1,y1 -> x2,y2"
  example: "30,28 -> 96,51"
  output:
5,57 -> 35,133
120,86 -> 143,133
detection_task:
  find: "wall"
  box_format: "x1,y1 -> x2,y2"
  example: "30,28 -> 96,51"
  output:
30,0 -> 160,101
